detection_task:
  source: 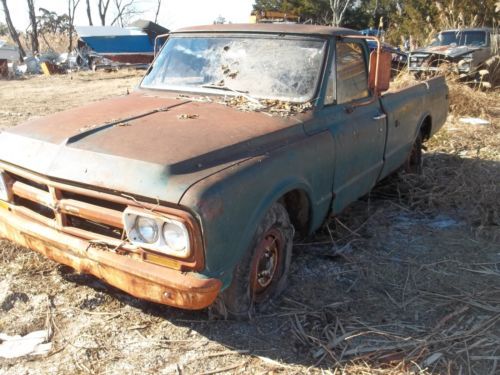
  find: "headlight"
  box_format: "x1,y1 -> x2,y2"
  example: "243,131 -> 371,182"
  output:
123,208 -> 191,258
162,222 -> 189,254
135,217 -> 159,243
0,172 -> 9,201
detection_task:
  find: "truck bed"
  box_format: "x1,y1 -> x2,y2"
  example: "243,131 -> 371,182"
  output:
379,76 -> 448,178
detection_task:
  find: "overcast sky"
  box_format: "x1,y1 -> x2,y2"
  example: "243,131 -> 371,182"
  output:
3,0 -> 256,31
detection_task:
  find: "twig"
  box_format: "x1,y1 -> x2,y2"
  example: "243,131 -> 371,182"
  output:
199,360 -> 247,375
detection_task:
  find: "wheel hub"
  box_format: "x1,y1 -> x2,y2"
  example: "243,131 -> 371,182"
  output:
251,228 -> 284,299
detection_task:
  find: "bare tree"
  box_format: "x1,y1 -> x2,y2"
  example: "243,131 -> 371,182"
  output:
86,0 -> 93,25
329,0 -> 351,27
154,0 -> 161,24
68,0 -> 81,52
26,0 -> 39,53
111,0 -> 141,27
98,0 -> 111,25
0,0 -> 25,58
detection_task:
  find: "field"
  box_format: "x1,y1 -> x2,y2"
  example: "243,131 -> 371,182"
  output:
0,71 -> 499,375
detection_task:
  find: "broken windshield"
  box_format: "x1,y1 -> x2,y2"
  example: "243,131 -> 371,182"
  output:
430,31 -> 488,47
141,35 -> 326,102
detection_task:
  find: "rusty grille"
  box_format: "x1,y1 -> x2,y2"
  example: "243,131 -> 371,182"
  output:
1,164 -> 206,271
6,171 -> 125,242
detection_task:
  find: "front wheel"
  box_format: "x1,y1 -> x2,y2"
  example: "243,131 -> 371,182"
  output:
210,202 -> 294,319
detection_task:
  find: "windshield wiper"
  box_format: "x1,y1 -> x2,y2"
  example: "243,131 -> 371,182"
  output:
201,83 -> 263,108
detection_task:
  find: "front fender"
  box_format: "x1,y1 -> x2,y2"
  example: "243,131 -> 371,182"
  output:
179,131 -> 335,289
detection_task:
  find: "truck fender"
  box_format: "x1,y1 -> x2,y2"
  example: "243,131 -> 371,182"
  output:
414,112 -> 432,141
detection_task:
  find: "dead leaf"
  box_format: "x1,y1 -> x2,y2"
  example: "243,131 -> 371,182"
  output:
177,114 -> 199,120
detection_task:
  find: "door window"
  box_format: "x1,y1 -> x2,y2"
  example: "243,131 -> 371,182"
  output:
325,41 -> 369,105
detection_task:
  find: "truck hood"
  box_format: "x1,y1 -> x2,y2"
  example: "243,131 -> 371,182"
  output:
412,45 -> 480,58
0,92 -> 305,203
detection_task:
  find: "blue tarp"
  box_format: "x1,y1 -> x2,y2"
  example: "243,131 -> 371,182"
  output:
80,35 -> 153,54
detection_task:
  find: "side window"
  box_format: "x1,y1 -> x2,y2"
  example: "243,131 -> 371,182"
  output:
325,41 -> 369,106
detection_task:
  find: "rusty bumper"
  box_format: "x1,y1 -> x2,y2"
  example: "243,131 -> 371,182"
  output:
0,205 -> 221,310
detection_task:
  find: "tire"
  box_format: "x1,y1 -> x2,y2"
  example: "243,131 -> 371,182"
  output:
403,132 -> 423,174
209,202 -> 294,320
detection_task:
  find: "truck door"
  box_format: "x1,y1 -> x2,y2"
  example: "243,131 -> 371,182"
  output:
321,39 -> 387,214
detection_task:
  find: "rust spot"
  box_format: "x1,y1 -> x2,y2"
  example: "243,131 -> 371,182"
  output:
0,209 -> 222,310
197,195 -> 224,220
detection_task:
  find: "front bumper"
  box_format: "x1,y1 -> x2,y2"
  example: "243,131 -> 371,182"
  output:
0,204 -> 221,310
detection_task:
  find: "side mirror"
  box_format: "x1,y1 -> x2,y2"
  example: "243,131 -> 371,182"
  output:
154,33 -> 170,57
368,50 -> 392,94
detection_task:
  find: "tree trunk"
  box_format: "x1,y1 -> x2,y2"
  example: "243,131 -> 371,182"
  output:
98,0 -> 111,26
26,0 -> 39,53
1,0 -> 26,58
68,0 -> 81,53
86,0 -> 93,25
329,0 -> 351,27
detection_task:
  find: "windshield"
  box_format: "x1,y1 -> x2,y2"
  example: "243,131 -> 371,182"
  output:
141,35 -> 326,102
430,31 -> 487,47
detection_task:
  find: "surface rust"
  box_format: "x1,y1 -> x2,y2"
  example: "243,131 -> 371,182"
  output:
174,23 -> 356,37
1,162 -> 206,271
0,206 -> 221,309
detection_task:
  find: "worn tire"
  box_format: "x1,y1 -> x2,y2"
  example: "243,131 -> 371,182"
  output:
403,132 -> 423,174
209,202 -> 294,320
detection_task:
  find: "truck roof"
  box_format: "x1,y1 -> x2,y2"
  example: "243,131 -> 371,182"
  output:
173,23 -> 356,37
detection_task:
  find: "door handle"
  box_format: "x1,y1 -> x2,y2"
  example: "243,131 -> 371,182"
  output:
373,113 -> 387,121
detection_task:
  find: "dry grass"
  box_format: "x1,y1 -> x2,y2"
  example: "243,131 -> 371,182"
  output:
391,69 -> 500,120
285,80 -> 499,374
0,72 -> 499,375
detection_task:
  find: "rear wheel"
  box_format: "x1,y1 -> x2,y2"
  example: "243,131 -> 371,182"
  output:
209,202 -> 294,320
404,133 -> 423,174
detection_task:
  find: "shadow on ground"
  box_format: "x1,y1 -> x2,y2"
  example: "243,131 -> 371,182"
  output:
1,153 -> 499,374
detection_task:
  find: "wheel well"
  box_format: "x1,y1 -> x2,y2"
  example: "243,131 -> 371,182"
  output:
420,116 -> 432,141
278,189 -> 311,236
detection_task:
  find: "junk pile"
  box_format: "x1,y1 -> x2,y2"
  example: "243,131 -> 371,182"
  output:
19,51 -> 78,76
0,40 -> 20,78
4,20 -> 168,77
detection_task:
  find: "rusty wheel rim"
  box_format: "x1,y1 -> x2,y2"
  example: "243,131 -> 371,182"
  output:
251,228 -> 284,300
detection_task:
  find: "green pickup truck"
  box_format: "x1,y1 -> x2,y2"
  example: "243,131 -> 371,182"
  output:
0,24 -> 448,318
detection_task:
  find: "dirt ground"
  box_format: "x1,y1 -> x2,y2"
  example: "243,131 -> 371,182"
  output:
0,71 -> 499,375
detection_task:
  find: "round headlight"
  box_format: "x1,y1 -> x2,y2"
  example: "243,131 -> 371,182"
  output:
135,217 -> 159,244
162,222 -> 188,253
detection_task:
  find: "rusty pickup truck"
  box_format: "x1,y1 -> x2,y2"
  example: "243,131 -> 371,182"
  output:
0,24 -> 448,318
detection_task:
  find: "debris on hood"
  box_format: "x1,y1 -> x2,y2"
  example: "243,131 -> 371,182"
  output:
220,95 -> 313,117
259,99 -> 313,116
175,93 -> 313,117
0,329 -> 52,358
177,114 -> 199,120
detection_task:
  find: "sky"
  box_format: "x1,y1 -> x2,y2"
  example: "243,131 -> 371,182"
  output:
3,0 -> 256,31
